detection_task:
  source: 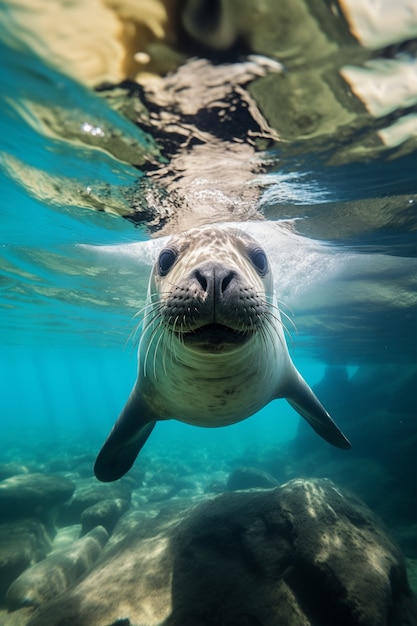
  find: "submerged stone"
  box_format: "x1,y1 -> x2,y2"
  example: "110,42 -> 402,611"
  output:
0,463 -> 32,481
59,478 -> 132,525
0,474 -> 75,522
6,525 -> 108,611
168,479 -> 416,626
20,478 -> 417,626
81,498 -> 130,535
51,525 -> 82,552
0,520 -> 52,603
227,466 -> 279,491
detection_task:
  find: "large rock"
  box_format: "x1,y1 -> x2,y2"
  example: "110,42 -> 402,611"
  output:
6,526 -> 108,611
168,479 -> 416,626
16,479 -> 416,626
0,474 -> 75,522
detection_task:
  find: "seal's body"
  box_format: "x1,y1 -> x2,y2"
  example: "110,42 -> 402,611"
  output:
95,226 -> 350,482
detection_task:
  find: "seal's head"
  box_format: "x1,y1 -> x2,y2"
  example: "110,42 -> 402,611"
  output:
148,226 -> 275,352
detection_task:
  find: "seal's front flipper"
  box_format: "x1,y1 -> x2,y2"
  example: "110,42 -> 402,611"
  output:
94,392 -> 156,482
282,370 -> 351,450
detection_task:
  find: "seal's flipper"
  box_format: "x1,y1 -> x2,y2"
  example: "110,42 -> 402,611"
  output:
94,392 -> 156,482
282,371 -> 351,450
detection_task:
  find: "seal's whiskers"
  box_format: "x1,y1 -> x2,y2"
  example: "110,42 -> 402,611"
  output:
141,316 -> 165,378
256,294 -> 296,345
170,315 -> 182,366
152,326 -> 166,381
128,300 -> 164,350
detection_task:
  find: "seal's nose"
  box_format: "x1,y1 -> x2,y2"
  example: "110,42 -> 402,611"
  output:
194,263 -> 236,297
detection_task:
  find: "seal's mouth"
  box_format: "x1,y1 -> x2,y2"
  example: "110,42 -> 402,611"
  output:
177,323 -> 253,351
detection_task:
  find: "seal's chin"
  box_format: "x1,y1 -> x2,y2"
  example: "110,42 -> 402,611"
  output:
177,323 -> 253,352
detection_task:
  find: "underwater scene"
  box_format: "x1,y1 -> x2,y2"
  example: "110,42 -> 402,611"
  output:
0,1 -> 416,624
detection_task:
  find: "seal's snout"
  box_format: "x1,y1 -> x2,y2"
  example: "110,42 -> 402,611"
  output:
193,263 -> 237,299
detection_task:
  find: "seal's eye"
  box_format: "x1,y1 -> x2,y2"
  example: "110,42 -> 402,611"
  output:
158,248 -> 177,276
249,248 -> 268,275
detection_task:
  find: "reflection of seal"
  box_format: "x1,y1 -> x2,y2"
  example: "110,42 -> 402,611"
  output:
95,225 -> 350,481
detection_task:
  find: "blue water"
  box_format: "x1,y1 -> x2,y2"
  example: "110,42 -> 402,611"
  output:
0,38 -> 294,449
0,10 -> 416,626
1,344 -> 327,448
0,12 -> 415,503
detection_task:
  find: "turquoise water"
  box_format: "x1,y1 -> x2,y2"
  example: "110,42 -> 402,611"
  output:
0,7 -> 416,625
1,345 -> 321,447
0,10 -> 416,525
0,37 -> 318,448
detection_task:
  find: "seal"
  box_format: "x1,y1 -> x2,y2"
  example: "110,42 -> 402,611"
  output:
94,225 -> 350,482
